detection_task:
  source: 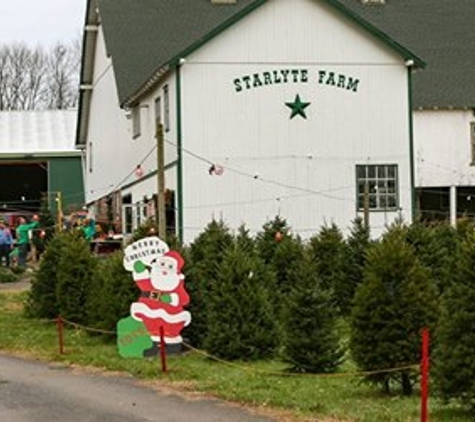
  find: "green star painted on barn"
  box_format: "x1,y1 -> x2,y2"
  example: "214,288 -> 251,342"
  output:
285,94 -> 311,119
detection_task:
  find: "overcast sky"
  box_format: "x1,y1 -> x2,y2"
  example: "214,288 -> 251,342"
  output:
0,0 -> 86,47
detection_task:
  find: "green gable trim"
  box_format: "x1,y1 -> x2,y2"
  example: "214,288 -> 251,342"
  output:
407,68 -> 416,221
122,0 -> 422,107
324,0 -> 425,69
176,65 -> 184,244
168,0 -> 267,68
123,0 -> 267,107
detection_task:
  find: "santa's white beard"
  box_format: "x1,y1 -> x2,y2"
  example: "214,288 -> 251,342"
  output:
150,269 -> 180,291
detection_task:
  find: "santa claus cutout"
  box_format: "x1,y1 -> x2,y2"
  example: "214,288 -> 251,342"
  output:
120,237 -> 191,357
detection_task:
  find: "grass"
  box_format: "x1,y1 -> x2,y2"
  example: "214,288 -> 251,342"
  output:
0,291 -> 472,422
0,267 -> 22,283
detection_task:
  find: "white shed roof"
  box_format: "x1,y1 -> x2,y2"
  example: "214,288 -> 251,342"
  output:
0,110 -> 79,156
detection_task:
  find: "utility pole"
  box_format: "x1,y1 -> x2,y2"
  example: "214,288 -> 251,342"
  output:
156,123 -> 166,239
56,191 -> 63,232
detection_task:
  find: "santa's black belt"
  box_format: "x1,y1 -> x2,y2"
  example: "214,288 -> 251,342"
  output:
141,291 -> 163,300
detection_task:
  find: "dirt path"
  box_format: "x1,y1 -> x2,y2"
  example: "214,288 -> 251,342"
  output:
0,272 -> 32,292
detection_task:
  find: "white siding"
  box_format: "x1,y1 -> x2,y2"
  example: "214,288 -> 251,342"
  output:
85,27 -> 162,206
414,110 -> 475,187
176,0 -> 412,241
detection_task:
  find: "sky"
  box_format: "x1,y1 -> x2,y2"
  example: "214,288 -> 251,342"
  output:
0,0 -> 86,47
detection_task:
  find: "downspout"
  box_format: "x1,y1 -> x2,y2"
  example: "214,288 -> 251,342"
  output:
176,62 -> 184,244
407,63 -> 416,222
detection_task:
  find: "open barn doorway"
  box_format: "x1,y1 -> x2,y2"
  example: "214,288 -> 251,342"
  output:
0,162 -> 48,222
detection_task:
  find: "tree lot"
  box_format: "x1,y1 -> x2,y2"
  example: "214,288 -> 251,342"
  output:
26,218 -> 475,413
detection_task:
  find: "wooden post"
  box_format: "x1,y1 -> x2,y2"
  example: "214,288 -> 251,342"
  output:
421,328 -> 430,422
159,326 -> 167,373
156,123 -> 166,239
56,191 -> 63,233
57,316 -> 64,355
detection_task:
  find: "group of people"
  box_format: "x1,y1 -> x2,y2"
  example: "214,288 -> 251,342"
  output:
0,215 -> 40,269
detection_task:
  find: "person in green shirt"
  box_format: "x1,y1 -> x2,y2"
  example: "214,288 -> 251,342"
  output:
16,214 -> 39,268
81,218 -> 96,242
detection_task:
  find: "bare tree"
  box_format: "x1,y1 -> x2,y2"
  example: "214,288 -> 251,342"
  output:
0,39 -> 80,111
46,41 -> 79,109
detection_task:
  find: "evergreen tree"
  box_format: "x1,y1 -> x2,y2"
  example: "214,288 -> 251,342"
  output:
309,223 -> 348,313
256,216 -> 304,319
86,251 -> 138,335
56,231 -> 97,324
256,215 -> 290,264
434,233 -> 475,409
205,243 -> 279,360
350,227 -> 439,395
283,250 -> 344,373
31,198 -> 56,259
406,221 -> 458,295
342,217 -> 371,315
235,224 -> 256,253
183,220 -> 234,347
25,231 -> 68,318
270,234 -> 305,316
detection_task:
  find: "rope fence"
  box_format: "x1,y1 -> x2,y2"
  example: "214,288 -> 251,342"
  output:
0,314 -> 431,421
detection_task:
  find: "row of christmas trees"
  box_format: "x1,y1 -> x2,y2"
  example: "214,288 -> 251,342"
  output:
26,216 -> 475,408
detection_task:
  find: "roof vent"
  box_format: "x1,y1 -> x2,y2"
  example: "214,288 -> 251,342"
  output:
211,0 -> 237,4
360,0 -> 386,5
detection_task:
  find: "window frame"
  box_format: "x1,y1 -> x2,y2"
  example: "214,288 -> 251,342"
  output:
132,106 -> 141,139
154,96 -> 162,126
356,164 -> 399,212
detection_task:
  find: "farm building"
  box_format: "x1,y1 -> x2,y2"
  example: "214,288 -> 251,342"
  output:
0,110 -> 84,225
77,0 -> 475,242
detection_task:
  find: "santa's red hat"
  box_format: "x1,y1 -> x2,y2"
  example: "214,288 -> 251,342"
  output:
164,250 -> 185,273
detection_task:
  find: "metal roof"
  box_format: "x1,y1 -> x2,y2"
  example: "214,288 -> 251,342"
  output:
96,0 -> 421,107
0,110 -> 79,156
336,0 -> 475,108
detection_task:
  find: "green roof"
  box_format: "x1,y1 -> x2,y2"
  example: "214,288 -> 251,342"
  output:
98,0 -> 266,106
97,0 -> 438,108
336,0 -> 475,108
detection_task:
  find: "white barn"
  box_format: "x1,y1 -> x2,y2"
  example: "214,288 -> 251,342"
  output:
77,0 -> 450,243
339,0 -> 475,225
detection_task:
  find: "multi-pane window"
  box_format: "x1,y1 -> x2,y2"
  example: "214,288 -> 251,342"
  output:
356,164 -> 398,211
471,122 -> 475,164
163,85 -> 170,132
132,106 -> 141,139
154,96 -> 162,126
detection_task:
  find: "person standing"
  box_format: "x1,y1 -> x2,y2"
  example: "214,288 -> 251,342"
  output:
16,215 -> 40,269
0,220 -> 13,267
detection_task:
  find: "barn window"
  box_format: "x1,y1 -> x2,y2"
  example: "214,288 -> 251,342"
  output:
132,106 -> 141,139
356,164 -> 398,211
154,96 -> 161,126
